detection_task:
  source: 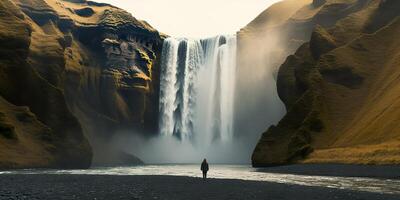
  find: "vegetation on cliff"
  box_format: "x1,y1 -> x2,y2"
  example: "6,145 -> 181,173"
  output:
250,0 -> 400,166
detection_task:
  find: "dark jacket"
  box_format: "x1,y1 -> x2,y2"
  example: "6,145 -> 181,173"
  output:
201,161 -> 209,172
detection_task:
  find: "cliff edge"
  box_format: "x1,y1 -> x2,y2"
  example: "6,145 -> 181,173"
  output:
250,0 -> 400,166
0,0 -> 164,168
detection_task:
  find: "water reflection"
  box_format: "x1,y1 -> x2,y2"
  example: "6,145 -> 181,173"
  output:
1,165 -> 399,195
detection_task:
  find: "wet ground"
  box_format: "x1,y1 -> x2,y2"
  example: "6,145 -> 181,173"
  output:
1,164 -> 399,199
255,164 -> 400,179
0,174 -> 399,200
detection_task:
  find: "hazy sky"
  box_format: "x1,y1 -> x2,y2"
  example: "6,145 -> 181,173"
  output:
97,0 -> 281,38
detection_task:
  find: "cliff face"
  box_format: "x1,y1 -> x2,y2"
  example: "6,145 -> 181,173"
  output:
0,0 -> 163,168
0,0 -> 91,169
52,0 -> 164,135
250,0 -> 400,166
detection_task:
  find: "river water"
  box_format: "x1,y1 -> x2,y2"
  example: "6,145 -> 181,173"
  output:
1,165 -> 399,195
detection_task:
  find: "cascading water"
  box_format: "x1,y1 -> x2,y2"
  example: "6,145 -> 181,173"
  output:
124,33 -> 284,164
159,35 -> 237,146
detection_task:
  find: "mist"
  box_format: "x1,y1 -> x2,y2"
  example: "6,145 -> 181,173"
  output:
68,1 -> 292,166
233,26 -> 288,160
95,29 -> 288,165
110,132 -> 259,164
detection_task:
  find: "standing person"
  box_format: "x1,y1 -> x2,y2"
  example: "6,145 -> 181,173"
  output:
201,158 -> 209,180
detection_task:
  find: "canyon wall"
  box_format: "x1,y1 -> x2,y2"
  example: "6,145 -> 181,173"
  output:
0,0 -> 163,168
2,0 -> 399,168
248,0 -> 400,166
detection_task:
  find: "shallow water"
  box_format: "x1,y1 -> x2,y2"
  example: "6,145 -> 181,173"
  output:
1,165 -> 399,195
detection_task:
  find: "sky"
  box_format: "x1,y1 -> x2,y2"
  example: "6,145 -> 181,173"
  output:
97,0 -> 281,38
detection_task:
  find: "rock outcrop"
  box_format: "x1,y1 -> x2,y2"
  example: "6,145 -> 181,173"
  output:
250,0 -> 400,166
0,0 -> 92,169
0,0 -> 164,168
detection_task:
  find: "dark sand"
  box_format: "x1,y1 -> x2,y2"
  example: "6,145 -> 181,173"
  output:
0,174 -> 399,200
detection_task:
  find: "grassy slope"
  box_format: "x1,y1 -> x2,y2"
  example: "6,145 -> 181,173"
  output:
306,15 -> 400,164
251,0 -> 400,165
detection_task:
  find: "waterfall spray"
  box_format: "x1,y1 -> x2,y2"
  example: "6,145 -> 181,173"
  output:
125,33 -> 285,164
159,35 -> 237,146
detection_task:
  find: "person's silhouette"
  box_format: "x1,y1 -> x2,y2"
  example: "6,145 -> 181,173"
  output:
200,158 -> 209,180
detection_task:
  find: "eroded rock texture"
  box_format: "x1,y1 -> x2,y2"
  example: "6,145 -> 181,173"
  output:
0,0 -> 164,168
0,0 -> 92,169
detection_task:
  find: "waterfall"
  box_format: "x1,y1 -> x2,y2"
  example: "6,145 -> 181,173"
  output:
159,35 -> 237,145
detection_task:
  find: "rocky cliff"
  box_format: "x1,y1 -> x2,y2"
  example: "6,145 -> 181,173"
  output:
0,0 -> 92,169
249,0 -> 400,166
0,0 -> 164,168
